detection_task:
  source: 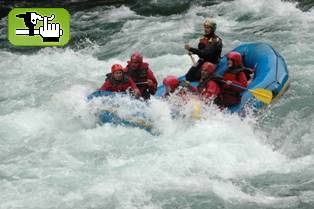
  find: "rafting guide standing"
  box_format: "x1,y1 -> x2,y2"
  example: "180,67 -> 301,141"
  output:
184,19 -> 223,82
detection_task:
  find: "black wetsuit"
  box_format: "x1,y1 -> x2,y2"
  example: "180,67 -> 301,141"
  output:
185,33 -> 222,82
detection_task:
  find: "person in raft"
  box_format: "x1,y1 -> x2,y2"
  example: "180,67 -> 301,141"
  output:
187,62 -> 221,103
184,19 -> 223,82
99,64 -> 141,97
124,52 -> 158,100
163,62 -> 221,104
219,51 -> 249,107
162,75 -> 180,97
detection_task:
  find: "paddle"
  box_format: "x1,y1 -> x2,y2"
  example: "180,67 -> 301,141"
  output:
248,88 -> 273,105
187,54 -> 273,104
189,53 -> 196,65
136,81 -> 149,85
192,101 -> 202,120
221,81 -> 273,105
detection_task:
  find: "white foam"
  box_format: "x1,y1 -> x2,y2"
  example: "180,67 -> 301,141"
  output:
1,1 -> 314,208
72,5 -> 139,23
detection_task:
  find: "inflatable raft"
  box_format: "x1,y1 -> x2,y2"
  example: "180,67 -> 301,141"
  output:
156,42 -> 290,113
88,42 -> 290,132
87,91 -> 156,133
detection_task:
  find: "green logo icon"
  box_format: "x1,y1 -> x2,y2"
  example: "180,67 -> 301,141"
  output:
8,8 -> 70,46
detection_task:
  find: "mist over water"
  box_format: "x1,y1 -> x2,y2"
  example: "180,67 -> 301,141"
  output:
1,0 -> 314,208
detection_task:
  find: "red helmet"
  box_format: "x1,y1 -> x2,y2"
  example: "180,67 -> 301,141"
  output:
201,62 -> 216,74
130,52 -> 143,63
227,52 -> 242,67
111,64 -> 123,73
163,75 -> 179,90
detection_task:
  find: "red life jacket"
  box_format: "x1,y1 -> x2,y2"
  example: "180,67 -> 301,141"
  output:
126,62 -> 154,99
220,67 -> 248,107
105,73 -> 132,92
197,76 -> 213,91
197,76 -> 222,104
198,34 -> 221,48
126,62 -> 149,83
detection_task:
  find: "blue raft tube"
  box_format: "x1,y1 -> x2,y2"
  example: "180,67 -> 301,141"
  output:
156,42 -> 290,114
88,42 -> 290,131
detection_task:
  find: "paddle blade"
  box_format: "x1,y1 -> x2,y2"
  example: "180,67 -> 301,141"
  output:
192,101 -> 202,120
249,88 -> 273,105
